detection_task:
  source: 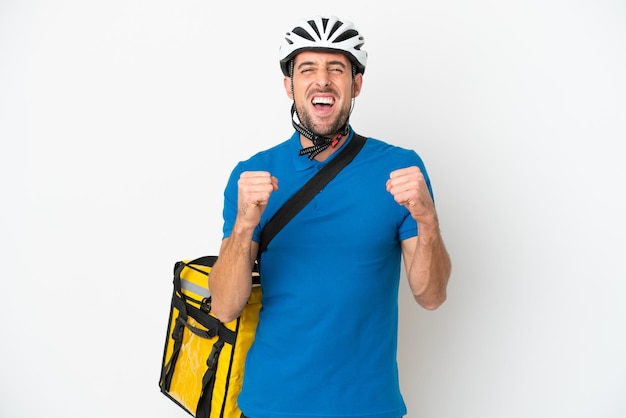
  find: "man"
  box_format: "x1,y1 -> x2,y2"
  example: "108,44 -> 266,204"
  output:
209,15 -> 451,418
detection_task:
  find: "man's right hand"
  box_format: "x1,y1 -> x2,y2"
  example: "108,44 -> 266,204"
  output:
236,171 -> 279,229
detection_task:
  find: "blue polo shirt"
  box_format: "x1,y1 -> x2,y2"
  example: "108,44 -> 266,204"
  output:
222,129 -> 432,418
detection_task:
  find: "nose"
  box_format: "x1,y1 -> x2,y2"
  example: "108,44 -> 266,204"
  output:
316,73 -> 330,87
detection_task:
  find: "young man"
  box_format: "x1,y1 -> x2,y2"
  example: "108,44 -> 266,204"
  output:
209,15 -> 451,418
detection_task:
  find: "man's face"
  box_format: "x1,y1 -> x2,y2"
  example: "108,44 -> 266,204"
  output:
284,51 -> 362,138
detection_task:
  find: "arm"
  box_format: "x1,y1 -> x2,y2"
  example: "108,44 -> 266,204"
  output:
209,171 -> 278,323
387,166 -> 451,310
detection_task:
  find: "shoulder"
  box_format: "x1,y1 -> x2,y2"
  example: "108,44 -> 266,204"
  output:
360,135 -> 426,167
238,138 -> 293,168
364,136 -> 415,153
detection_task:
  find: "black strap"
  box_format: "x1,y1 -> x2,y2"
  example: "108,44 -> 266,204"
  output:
258,133 -> 366,254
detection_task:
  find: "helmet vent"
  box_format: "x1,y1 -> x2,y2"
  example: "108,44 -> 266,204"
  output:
328,20 -> 343,38
307,19 -> 321,39
335,29 -> 359,43
292,27 -> 315,41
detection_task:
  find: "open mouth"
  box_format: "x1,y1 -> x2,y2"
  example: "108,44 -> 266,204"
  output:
312,96 -> 335,112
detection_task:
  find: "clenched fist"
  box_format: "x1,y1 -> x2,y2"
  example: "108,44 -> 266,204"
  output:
236,171 -> 279,229
386,166 -> 436,225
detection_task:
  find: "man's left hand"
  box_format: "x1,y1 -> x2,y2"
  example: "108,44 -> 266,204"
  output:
386,166 -> 437,226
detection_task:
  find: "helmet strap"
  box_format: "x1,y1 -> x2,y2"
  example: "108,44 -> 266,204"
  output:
291,103 -> 348,160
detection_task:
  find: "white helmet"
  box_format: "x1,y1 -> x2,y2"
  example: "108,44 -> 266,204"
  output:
279,16 -> 367,76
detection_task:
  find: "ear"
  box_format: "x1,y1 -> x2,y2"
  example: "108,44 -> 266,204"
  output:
352,73 -> 363,98
284,76 -> 293,99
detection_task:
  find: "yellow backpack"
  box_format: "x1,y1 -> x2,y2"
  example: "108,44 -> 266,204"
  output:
159,256 -> 261,418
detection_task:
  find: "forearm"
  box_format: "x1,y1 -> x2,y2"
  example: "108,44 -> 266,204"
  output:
407,222 -> 451,310
208,222 -> 257,323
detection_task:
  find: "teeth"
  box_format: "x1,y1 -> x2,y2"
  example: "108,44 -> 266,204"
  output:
312,97 -> 334,105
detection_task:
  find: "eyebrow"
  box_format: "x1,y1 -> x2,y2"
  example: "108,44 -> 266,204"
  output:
296,60 -> 348,70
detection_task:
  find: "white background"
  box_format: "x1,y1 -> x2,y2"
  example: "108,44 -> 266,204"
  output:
1,1 -> 625,417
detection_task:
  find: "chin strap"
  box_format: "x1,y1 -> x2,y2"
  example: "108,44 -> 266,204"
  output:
291,103 -> 350,160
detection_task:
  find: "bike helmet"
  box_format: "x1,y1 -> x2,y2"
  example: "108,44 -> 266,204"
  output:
279,16 -> 367,76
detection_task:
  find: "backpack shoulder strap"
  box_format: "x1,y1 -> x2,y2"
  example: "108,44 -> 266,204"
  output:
259,133 -> 366,254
